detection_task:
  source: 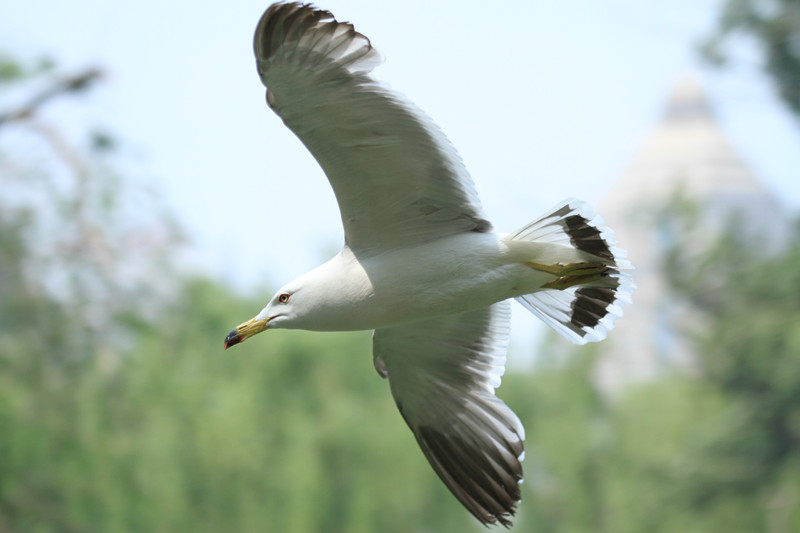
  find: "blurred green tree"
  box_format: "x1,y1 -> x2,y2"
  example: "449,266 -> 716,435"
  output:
0,55 -> 481,532
5,50 -> 800,533
660,208 -> 800,533
701,0 -> 800,118
502,201 -> 800,533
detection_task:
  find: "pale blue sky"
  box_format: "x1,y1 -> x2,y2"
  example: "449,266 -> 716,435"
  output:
3,1 -> 799,328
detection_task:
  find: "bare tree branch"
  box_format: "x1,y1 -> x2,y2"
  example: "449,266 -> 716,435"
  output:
0,67 -> 103,126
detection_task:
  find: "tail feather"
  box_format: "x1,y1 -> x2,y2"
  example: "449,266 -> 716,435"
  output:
513,199 -> 634,345
512,198 -> 632,269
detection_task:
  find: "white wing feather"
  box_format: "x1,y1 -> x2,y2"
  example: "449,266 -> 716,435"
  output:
372,302 -> 524,527
253,3 -> 491,252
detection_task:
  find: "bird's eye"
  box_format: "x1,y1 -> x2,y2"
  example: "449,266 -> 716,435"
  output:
278,293 -> 290,304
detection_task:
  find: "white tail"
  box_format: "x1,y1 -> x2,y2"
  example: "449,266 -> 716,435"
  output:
512,199 -> 634,345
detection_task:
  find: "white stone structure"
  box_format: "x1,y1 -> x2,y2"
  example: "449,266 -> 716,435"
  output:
594,78 -> 786,392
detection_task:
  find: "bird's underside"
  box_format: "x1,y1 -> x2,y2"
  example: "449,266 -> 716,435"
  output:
231,2 -> 636,527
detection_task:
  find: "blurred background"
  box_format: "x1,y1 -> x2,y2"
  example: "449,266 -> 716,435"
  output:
1,0 -> 799,531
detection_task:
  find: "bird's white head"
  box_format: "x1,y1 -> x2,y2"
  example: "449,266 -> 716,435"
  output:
223,251 -> 364,349
223,285 -> 300,349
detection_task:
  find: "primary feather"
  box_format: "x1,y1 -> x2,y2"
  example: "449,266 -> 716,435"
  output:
254,2 -> 491,253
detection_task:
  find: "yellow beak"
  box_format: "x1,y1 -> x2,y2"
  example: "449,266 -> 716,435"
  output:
223,316 -> 270,349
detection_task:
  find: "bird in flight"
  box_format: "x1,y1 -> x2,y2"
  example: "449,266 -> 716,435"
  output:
224,2 -> 633,526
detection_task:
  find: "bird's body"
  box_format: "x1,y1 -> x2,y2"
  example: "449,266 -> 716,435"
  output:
224,2 -> 634,527
268,231 -> 606,332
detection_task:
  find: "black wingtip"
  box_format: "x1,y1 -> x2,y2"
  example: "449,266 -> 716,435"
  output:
415,424 -> 522,527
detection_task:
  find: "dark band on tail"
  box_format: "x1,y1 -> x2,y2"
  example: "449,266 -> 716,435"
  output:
572,283 -> 620,331
551,205 -> 614,261
512,199 -> 633,345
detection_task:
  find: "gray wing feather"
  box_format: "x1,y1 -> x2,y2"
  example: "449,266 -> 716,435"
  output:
372,302 -> 524,527
253,3 -> 491,252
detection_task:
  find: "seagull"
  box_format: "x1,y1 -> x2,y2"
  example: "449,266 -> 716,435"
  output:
224,2 -> 633,527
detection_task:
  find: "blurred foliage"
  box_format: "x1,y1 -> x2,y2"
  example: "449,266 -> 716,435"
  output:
2,55 -> 800,532
0,55 -> 476,533
659,206 -> 800,530
505,202 -> 800,533
0,54 -> 54,83
701,0 -> 800,118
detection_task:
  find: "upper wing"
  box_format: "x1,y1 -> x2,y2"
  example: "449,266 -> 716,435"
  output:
253,2 -> 491,253
372,302 -> 524,527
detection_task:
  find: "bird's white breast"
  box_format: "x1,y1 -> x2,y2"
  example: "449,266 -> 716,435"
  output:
290,232 -> 534,332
